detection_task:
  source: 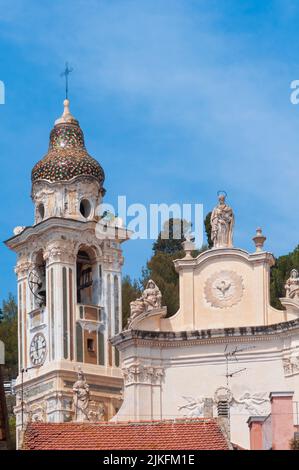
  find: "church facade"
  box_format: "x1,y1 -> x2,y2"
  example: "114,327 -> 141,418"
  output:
112,195 -> 299,449
5,100 -> 129,447
5,99 -> 299,449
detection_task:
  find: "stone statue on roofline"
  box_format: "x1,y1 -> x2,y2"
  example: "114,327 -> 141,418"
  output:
129,279 -> 163,324
211,192 -> 234,248
72,368 -> 90,422
285,269 -> 299,300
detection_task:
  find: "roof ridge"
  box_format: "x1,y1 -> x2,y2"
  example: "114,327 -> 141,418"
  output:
27,417 -> 217,427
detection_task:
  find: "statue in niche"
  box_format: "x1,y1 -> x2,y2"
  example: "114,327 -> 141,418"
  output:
211,192 -> 234,248
285,269 -> 299,299
129,280 -> 162,322
72,368 -> 90,422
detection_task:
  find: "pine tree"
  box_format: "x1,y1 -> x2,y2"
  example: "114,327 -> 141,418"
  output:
270,245 -> 299,309
152,218 -> 191,255
121,276 -> 141,327
0,294 -> 18,380
142,218 -> 206,316
204,211 -> 213,248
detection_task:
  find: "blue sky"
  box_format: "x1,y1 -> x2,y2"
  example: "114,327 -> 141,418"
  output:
0,0 -> 299,303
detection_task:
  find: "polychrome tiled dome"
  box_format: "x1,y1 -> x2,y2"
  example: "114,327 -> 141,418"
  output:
31,100 -> 105,185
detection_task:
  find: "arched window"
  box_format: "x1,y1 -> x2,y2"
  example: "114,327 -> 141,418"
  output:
28,250 -> 46,308
38,203 -> 45,221
79,199 -> 92,219
76,249 -> 94,304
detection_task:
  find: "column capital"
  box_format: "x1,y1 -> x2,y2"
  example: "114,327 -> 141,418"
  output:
44,241 -> 76,264
122,363 -> 164,386
15,260 -> 34,279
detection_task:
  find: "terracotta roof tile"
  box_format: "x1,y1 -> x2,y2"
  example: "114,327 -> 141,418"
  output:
23,418 -> 230,450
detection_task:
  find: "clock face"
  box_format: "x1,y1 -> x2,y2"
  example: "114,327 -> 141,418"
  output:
30,333 -> 47,366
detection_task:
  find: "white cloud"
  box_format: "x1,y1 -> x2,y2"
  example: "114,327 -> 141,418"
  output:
0,0 -> 298,256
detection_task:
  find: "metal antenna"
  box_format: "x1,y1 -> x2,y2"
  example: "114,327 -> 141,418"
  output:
224,344 -> 256,385
221,344 -> 256,439
224,368 -> 247,379
60,62 -> 73,99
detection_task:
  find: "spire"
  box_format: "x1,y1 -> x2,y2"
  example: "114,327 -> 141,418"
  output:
60,61 -> 73,100
54,99 -> 78,126
31,99 -> 105,186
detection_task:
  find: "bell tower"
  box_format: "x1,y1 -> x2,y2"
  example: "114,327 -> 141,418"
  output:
5,99 -> 128,446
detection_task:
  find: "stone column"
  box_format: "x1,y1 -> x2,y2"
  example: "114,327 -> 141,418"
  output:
118,363 -> 164,421
15,259 -> 34,372
44,241 -> 76,362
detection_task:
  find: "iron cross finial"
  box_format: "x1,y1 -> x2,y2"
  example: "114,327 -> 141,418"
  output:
60,62 -> 73,99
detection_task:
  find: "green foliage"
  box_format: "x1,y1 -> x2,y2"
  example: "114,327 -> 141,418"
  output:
142,247 -> 206,317
142,218 -> 206,316
122,218 -> 209,320
145,218 -> 193,316
204,211 -> 213,248
0,294 -> 18,380
122,218 -> 191,319
8,415 -> 16,450
270,245 -> 299,310
123,215 -> 299,320
2,294 -> 17,320
290,437 -> 299,450
153,218 -> 191,255
142,250 -> 186,317
121,276 -> 141,328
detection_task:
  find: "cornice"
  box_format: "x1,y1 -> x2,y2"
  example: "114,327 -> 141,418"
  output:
111,318 -> 299,349
31,175 -> 101,195
5,217 -> 131,251
15,362 -> 123,389
173,247 -> 275,272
